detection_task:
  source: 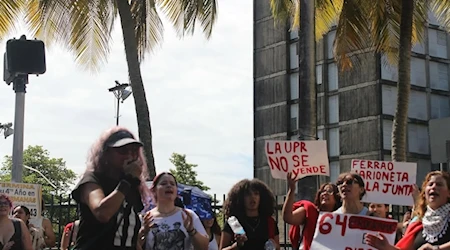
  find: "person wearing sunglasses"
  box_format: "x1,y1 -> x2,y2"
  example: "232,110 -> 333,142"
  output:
0,194 -> 33,250
71,127 -> 150,250
335,172 -> 370,215
283,173 -> 341,250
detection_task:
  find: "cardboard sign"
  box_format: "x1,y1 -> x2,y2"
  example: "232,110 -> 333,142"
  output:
0,182 -> 42,223
310,212 -> 397,250
351,159 -> 417,206
265,140 -> 329,180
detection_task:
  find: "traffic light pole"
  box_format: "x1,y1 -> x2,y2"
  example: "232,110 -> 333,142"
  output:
11,75 -> 27,183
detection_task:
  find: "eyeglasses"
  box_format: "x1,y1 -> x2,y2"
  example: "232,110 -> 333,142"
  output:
114,145 -> 140,155
321,190 -> 334,195
337,178 -> 358,186
0,201 -> 10,207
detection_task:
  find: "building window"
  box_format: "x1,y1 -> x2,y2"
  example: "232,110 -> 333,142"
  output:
381,55 -> 398,82
408,124 -> 429,154
328,95 -> 339,124
290,27 -> 298,40
317,129 -> 324,140
382,85 -> 396,116
316,65 -> 323,85
290,73 -> 299,100
330,161 -> 340,183
429,29 -> 448,59
328,128 -> 339,156
428,10 -> 440,26
290,43 -> 298,70
408,90 -> 428,120
431,94 -> 450,119
383,120 -> 393,150
328,63 -> 338,91
326,30 -> 336,59
430,62 -> 449,91
410,58 -> 426,87
290,104 -> 298,131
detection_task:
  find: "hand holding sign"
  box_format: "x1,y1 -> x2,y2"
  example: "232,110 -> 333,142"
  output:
287,172 -> 297,191
364,233 -> 390,250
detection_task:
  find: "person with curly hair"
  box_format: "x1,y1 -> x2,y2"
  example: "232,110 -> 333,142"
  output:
365,171 -> 450,250
71,127 -> 150,250
219,179 -> 280,250
283,172 -> 341,250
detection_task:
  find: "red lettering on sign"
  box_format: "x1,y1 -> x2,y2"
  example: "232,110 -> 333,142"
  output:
335,214 -> 348,236
301,155 -> 309,167
319,213 -> 333,235
268,156 -> 288,172
365,181 -> 379,192
348,216 -> 397,234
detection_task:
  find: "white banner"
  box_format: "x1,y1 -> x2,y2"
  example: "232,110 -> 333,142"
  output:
351,159 -> 417,206
265,140 -> 329,180
310,212 -> 397,250
0,182 -> 42,224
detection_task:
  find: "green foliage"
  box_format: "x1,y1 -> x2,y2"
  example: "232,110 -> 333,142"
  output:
0,145 -> 77,203
169,153 -> 210,191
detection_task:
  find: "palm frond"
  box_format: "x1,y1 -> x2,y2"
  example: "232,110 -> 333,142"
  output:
269,0 -> 293,26
131,0 -> 164,62
333,0 -> 372,70
315,0 -> 343,39
197,0 -> 217,39
429,0 -> 450,31
25,0 -> 71,47
0,0 -> 25,39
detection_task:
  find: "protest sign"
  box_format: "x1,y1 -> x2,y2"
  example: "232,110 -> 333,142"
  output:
265,140 -> 329,180
351,159 -> 417,206
0,182 -> 42,223
310,212 -> 397,250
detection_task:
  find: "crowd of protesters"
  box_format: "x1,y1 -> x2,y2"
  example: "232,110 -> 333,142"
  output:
0,126 -> 448,250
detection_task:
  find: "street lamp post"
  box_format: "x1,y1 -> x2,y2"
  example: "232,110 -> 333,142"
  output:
108,80 -> 132,125
0,123 -> 14,139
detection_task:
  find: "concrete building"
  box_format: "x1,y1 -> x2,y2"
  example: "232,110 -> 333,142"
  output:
254,1 -> 450,197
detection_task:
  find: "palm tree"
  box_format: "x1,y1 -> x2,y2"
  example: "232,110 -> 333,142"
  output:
270,0 -> 450,162
0,0 -> 217,178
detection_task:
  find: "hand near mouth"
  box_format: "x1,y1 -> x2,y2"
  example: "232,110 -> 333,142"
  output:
123,158 -> 142,177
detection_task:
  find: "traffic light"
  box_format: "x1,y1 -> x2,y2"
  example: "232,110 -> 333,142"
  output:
5,37 -> 46,76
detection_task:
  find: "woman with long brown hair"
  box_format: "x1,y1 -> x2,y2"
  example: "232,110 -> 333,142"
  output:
71,127 -> 149,250
335,172 -> 370,215
365,171 -> 450,250
0,194 -> 32,250
283,172 -> 341,250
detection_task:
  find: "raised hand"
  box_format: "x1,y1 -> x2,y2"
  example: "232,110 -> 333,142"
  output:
141,211 -> 154,234
182,209 -> 194,231
364,233 -> 390,250
123,158 -> 142,178
287,172 -> 297,191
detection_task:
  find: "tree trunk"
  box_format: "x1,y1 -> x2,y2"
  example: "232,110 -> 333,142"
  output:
391,0 -> 414,162
297,0 -> 317,202
116,0 -> 156,179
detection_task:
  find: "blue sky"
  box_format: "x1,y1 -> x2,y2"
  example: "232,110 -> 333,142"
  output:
0,0 -> 253,197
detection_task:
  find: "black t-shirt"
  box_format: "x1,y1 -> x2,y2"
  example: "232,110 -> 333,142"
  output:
223,216 -> 279,250
71,171 -> 143,250
413,226 -> 450,249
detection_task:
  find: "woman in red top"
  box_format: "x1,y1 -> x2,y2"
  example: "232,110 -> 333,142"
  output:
283,172 -> 341,250
365,171 -> 450,250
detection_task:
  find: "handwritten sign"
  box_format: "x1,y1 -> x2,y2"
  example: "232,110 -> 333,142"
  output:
351,159 -> 417,206
310,212 -> 397,250
265,140 -> 329,180
0,182 -> 42,223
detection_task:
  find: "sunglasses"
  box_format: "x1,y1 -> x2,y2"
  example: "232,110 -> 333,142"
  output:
114,145 -> 140,155
321,190 -> 334,195
337,178 -> 358,186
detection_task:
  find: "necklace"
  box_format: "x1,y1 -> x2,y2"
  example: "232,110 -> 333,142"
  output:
157,207 -> 178,217
245,217 -> 260,232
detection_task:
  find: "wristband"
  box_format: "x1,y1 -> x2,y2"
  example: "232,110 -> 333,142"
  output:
116,180 -> 132,195
188,228 -> 197,236
124,174 -> 141,188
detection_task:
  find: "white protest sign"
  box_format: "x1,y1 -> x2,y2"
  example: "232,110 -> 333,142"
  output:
351,159 -> 417,206
0,182 -> 42,223
265,140 -> 329,180
310,212 -> 397,250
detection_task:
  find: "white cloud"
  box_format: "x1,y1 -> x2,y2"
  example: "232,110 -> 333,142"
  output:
0,0 -> 253,196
